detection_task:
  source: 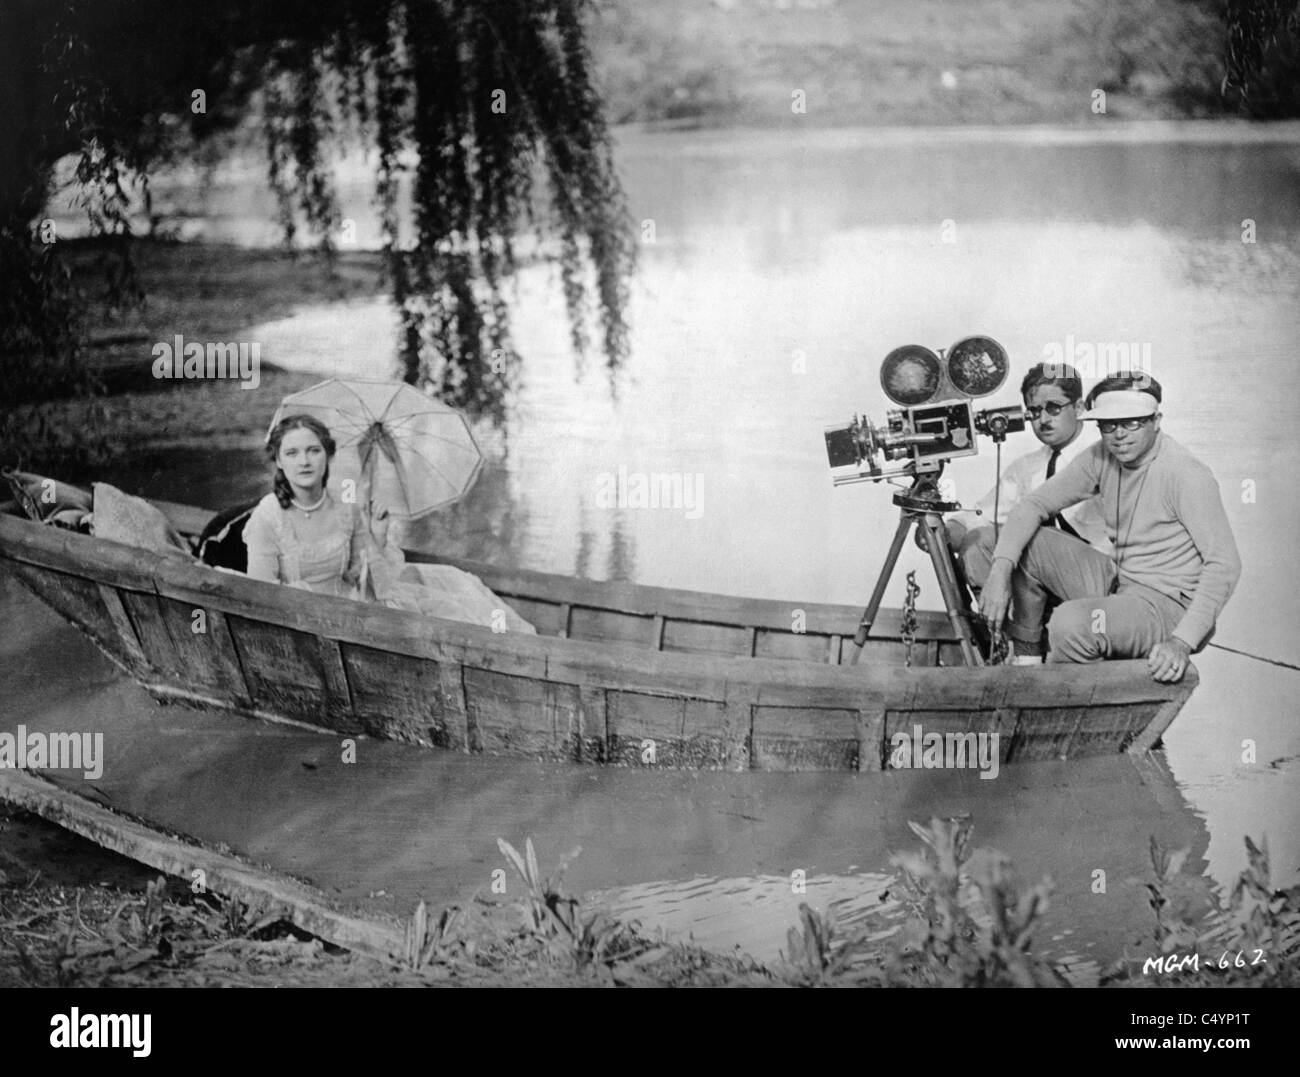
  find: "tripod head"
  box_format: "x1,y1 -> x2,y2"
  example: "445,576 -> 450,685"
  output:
892,465 -> 961,515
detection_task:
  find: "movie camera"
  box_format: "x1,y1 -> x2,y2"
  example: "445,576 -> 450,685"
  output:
824,336 -> 1025,667
824,336 -> 1025,486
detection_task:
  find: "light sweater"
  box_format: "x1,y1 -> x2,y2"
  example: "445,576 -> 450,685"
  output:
991,432 -> 1241,649
949,431 -> 1109,551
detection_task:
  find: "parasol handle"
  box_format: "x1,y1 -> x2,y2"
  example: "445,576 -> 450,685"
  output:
357,420 -> 401,529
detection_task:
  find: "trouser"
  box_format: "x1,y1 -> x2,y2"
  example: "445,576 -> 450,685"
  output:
973,527 -> 1187,663
957,524 -> 1052,652
956,524 -> 997,591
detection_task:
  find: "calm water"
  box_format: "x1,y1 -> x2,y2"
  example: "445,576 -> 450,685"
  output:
36,125 -> 1300,967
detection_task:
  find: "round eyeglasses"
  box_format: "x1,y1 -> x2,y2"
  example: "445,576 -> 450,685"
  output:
1024,401 -> 1068,420
1097,416 -> 1154,434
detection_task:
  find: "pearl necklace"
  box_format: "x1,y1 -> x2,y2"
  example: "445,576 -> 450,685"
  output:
291,491 -> 329,515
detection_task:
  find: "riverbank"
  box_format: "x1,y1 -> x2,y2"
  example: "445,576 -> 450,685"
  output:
0,808 -> 760,987
590,0 -> 1236,127
2,240 -> 388,478
4,801 -> 1295,988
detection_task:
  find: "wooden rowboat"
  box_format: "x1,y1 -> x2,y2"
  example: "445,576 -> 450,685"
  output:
0,496 -> 1197,772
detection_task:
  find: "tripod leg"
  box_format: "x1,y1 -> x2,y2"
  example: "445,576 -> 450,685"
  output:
921,512 -> 983,667
944,529 -> 993,658
850,511 -> 913,665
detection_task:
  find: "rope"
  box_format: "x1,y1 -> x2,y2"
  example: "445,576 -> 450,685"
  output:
1205,641 -> 1300,672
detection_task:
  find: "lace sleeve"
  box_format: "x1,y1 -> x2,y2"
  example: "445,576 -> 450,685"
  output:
243,498 -> 282,583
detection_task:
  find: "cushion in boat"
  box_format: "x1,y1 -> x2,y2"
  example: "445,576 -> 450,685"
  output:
4,469 -> 94,530
90,483 -> 192,559
197,501 -> 259,572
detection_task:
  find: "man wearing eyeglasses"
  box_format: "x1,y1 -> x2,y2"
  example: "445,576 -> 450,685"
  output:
921,363 -> 1108,629
977,375 -> 1240,682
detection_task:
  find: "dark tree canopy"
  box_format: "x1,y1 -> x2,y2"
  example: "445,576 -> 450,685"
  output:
0,0 -> 635,418
1224,0 -> 1300,116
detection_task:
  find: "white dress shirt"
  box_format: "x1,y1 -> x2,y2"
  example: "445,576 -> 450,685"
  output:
949,432 -> 1110,552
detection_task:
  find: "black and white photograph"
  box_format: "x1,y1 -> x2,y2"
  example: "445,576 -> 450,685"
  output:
1,0 -> 1297,1014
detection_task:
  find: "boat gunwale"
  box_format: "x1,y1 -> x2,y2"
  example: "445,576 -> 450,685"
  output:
403,550 -> 961,640
132,495 -> 961,640
0,510 -> 1198,712
4,494 -> 955,638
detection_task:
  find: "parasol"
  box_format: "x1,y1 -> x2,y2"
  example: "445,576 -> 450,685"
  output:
269,379 -> 483,520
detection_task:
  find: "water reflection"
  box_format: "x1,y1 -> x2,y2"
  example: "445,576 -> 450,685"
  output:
591,870 -> 901,965
585,753 -> 1209,972
592,872 -> 1106,984
47,126 -> 1300,253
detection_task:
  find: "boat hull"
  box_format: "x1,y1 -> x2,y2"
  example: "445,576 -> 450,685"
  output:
0,511 -> 1197,772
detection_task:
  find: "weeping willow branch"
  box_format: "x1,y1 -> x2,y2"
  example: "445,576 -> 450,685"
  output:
4,0 -> 636,422
1224,0 -> 1300,116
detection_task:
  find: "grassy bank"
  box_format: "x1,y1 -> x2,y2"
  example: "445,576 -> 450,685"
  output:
3,809 -> 1296,988
2,240 -> 389,481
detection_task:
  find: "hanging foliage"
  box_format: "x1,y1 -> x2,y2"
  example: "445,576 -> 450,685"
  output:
1,0 -> 635,419
1224,0 -> 1300,116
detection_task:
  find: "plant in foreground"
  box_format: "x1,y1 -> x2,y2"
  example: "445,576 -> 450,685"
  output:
495,837 -> 652,981
882,816 -> 1067,987
1105,834 -> 1300,986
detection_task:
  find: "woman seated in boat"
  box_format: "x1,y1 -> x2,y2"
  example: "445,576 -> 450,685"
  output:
244,414 -> 535,633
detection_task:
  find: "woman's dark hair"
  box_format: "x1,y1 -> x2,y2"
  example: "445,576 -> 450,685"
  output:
1085,373 -> 1162,410
266,414 -> 336,509
1021,362 -> 1083,404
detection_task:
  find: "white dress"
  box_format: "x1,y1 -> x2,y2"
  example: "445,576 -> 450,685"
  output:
243,493 -> 535,634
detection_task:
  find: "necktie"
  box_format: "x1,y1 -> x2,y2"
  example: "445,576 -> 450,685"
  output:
1045,449 -> 1082,539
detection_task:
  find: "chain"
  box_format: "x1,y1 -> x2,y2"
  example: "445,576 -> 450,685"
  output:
984,619 -> 1010,665
901,570 -> 920,667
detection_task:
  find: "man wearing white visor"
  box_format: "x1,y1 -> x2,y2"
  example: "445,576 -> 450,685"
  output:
977,375 -> 1240,681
